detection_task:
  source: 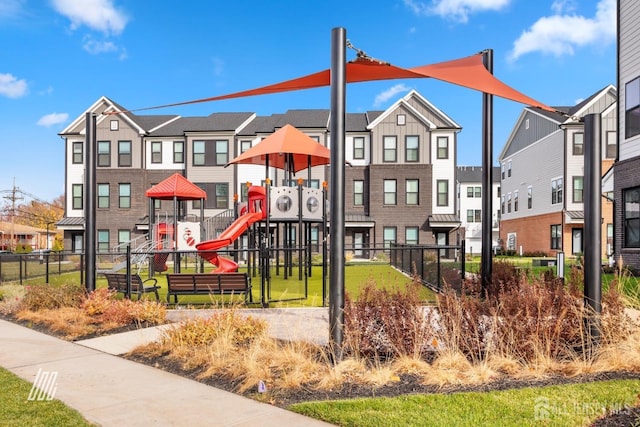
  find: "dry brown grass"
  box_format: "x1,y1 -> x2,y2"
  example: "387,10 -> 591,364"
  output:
15,307 -> 99,340
2,284 -> 167,340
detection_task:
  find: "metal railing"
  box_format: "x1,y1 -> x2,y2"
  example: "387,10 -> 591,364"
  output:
389,242 -> 466,292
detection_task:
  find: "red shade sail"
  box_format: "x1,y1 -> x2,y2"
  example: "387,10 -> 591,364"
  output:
129,53 -> 553,113
226,124 -> 331,173
145,173 -> 206,200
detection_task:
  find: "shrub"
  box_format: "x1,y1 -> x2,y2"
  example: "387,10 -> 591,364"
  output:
437,265 -> 630,363
163,310 -> 267,349
20,284 -> 85,311
344,277 -> 433,359
81,288 -> 116,316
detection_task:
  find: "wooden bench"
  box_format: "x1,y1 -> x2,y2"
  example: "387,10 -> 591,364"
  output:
103,273 -> 161,301
165,272 -> 251,304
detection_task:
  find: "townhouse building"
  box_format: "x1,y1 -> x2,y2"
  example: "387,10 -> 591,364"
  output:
57,90 -> 461,258
614,0 -> 640,269
498,86 -> 616,257
456,166 -> 501,255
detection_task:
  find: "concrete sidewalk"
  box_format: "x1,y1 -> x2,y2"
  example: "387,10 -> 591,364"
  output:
0,313 -> 334,426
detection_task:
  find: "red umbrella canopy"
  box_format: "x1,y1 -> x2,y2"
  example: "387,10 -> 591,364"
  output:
145,173 -> 206,200
226,124 -> 331,173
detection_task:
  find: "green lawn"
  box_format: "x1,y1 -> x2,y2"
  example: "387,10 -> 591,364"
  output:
0,368 -> 92,427
138,262 -> 435,306
291,379 -> 640,427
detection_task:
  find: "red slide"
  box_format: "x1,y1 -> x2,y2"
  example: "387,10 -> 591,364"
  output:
196,211 -> 263,272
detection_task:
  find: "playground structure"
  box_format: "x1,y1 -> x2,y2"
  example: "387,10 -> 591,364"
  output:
195,186 -> 266,273
141,125 -> 332,305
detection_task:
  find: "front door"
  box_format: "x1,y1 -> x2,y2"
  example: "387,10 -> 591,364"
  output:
572,229 -> 583,254
73,233 -> 83,253
353,232 -> 364,258
436,232 -> 448,257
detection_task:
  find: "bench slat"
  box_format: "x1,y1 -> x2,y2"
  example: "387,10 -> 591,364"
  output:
166,272 -> 251,304
103,273 -> 160,301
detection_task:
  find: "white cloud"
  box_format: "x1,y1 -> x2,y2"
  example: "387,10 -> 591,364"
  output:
37,113 -> 69,127
0,0 -> 24,18
509,0 -> 615,61
51,0 -> 128,35
551,0 -> 577,15
83,38 -> 117,54
82,36 -> 127,59
0,73 -> 28,98
373,84 -> 411,107
404,0 -> 511,23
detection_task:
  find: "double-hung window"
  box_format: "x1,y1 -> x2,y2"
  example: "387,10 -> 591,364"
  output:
118,140 -> 131,167
405,136 -> 419,162
552,178 -> 563,204
383,136 -> 397,162
354,180 -> 364,206
383,179 -> 396,205
173,141 -> 184,163
119,183 -> 131,208
573,176 -> 584,203
624,186 -> 640,247
97,141 -> 110,167
625,77 -> 640,138
353,137 -> 365,160
551,224 -> 562,250
406,179 -> 418,205
72,184 -> 83,210
437,180 -> 448,206
72,142 -> 83,164
572,132 -> 584,155
437,136 -> 448,159
98,183 -> 110,208
151,141 -> 162,163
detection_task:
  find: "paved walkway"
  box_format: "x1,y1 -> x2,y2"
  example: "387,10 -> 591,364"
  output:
0,308 -> 334,427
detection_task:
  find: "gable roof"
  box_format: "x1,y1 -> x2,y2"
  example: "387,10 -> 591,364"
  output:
499,85 -> 617,160
59,96 -> 179,137
457,166 -> 501,183
366,89 -> 460,130
148,112 -> 255,137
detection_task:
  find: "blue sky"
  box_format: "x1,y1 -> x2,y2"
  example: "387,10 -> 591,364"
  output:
0,0 -> 616,203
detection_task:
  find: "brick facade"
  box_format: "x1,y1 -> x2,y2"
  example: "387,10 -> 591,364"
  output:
614,156 -> 640,268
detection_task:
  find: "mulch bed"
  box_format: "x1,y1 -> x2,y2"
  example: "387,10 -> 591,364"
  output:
2,312 -> 639,425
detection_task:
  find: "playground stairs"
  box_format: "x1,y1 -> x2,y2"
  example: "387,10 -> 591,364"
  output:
202,208 -> 236,241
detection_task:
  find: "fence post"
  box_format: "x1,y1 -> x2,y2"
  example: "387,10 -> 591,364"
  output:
125,245 -> 132,299
461,239 -> 466,285
45,252 -> 50,284
437,249 -> 442,292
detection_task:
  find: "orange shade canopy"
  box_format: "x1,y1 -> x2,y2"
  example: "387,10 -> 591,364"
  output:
145,173 -> 206,200
226,124 -> 331,173
129,53 -> 553,114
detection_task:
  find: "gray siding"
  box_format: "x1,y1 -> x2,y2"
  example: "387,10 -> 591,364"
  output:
502,111 -> 560,158
619,0 -> 640,160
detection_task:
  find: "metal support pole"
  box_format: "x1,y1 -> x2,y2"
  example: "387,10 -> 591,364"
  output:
481,49 -> 494,295
584,113 -> 602,341
329,27 -> 346,361
126,244 -> 132,299
84,112 -> 97,292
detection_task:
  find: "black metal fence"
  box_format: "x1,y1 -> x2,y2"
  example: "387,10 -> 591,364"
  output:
389,241 -> 466,292
0,251 -> 83,284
